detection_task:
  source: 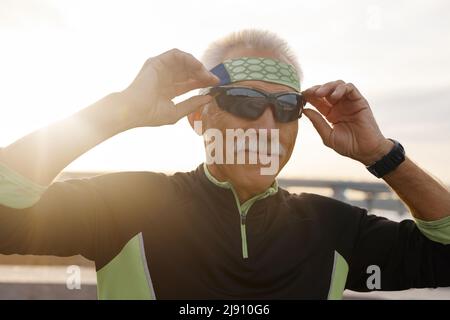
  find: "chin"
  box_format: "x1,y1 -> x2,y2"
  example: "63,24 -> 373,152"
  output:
229,163 -> 279,188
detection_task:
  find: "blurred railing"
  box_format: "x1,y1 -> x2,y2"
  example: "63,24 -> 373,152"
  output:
277,178 -> 408,216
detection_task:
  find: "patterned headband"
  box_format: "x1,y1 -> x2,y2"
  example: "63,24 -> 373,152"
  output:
209,57 -> 300,91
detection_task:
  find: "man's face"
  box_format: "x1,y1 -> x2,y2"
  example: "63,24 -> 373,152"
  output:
200,48 -> 300,191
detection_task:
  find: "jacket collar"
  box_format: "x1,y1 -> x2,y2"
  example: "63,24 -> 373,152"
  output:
201,163 -> 279,213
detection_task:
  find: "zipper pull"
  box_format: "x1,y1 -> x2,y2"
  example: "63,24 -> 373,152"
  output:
240,214 -> 249,259
240,214 -> 246,225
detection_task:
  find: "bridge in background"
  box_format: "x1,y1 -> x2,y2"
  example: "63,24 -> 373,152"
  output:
277,178 -> 408,216
57,172 -> 410,216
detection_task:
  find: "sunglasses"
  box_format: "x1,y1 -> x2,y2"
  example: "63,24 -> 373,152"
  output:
208,86 -> 306,123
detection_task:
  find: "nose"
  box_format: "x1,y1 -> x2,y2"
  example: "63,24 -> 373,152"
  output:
253,104 -> 277,130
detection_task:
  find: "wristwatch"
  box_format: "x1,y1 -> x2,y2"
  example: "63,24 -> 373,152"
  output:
366,139 -> 405,178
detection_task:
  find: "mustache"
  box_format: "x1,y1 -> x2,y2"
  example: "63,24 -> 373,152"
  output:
202,125 -> 286,158
234,138 -> 286,157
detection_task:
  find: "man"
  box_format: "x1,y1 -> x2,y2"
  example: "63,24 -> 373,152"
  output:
0,29 -> 449,299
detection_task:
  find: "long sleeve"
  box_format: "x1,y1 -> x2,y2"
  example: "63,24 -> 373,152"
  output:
346,208 -> 450,291
0,165 -> 172,268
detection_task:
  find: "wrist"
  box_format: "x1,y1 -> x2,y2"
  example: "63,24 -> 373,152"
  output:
365,138 -> 406,178
110,91 -> 144,130
361,138 -> 395,166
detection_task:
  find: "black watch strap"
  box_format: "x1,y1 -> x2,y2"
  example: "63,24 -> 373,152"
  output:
366,139 -> 405,178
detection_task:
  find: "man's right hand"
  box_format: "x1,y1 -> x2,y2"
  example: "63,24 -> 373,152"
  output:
120,48 -> 219,127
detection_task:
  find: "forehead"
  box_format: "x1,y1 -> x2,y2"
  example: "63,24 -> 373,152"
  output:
221,47 -> 296,93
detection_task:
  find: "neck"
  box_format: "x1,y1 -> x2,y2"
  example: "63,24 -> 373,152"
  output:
206,163 -> 275,204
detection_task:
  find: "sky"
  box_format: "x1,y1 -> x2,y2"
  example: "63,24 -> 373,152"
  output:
0,0 -> 449,183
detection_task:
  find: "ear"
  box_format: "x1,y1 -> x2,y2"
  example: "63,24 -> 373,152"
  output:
187,105 -> 205,136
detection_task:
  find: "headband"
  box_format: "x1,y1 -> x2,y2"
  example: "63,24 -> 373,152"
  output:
209,57 -> 300,92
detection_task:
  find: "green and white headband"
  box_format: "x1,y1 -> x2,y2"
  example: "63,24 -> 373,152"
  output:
209,57 -> 300,91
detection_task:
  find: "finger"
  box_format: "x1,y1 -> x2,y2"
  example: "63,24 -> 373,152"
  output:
187,60 -> 220,86
327,83 -> 347,105
303,108 -> 333,147
158,76 -> 215,99
160,49 -> 219,85
304,95 -> 333,117
178,50 -> 219,84
156,49 -> 198,83
171,94 -> 213,123
345,82 -> 364,101
302,85 -> 321,97
315,80 -> 346,98
172,79 -> 213,97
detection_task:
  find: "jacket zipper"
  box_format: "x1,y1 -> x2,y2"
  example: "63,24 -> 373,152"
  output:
202,163 -> 278,260
240,211 -> 249,259
232,189 -> 275,260
230,188 -> 252,260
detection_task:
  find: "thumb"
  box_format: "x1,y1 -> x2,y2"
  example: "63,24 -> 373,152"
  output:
303,108 -> 333,147
173,94 -> 212,122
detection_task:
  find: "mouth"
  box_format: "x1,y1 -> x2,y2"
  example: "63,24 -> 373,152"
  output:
236,147 -> 281,157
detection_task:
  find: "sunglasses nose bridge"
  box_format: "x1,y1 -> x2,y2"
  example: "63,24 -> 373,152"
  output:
267,95 -> 277,105
256,101 -> 277,129
267,95 -> 284,121
266,95 -> 278,111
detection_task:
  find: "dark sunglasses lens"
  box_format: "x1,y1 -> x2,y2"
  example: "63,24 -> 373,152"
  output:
214,87 -> 304,123
275,94 -> 303,122
215,88 -> 267,120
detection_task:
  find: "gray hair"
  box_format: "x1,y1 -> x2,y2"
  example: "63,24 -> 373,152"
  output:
199,29 -> 303,114
201,29 -> 303,81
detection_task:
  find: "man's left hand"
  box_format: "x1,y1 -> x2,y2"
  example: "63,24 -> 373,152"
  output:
302,80 -> 393,166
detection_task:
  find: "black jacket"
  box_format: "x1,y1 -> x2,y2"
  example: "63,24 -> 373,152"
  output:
0,164 -> 449,298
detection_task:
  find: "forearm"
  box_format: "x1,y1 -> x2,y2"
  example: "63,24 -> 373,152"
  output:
382,156 -> 450,221
0,92 -> 135,186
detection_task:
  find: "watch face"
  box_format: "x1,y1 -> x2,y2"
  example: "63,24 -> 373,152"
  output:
366,139 -> 405,178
